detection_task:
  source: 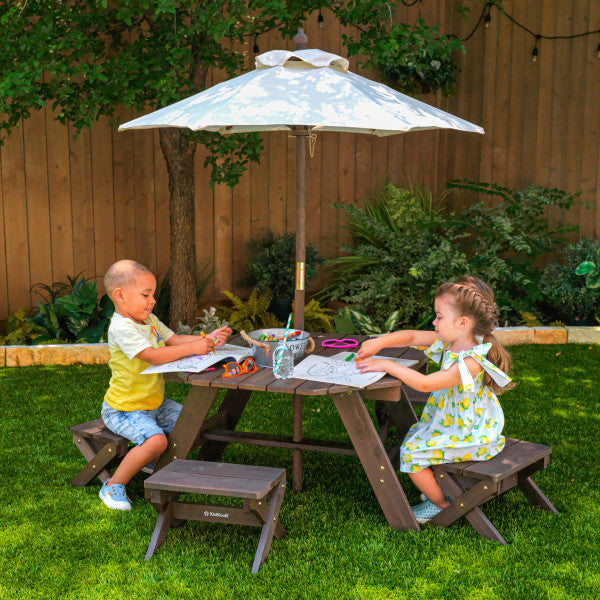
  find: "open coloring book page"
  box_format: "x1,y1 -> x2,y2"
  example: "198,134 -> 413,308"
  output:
141,344 -> 252,375
292,355 -> 387,389
331,351 -> 419,368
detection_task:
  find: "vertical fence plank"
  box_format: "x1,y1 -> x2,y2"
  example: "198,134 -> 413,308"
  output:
0,146 -> 8,319
1,124 -> 31,312
91,116 -> 116,282
581,1 -> 600,238
153,130 -> 170,280
113,108 -> 137,262
23,109 -> 53,290
132,129 -> 156,269
46,110 -> 74,283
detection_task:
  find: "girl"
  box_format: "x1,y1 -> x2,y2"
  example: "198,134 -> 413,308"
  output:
356,276 -> 513,523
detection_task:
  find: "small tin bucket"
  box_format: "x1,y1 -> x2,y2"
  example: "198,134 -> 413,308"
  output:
241,329 -> 314,367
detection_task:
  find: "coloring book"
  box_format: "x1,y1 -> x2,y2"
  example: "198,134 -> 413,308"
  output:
141,344 -> 253,374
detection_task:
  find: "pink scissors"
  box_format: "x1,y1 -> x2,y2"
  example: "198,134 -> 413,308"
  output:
321,338 -> 358,349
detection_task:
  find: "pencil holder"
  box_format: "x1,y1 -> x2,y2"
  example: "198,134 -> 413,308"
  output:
241,329 -> 315,367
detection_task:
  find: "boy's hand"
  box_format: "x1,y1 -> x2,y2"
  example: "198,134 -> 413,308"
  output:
356,338 -> 382,361
207,326 -> 232,347
191,337 -> 215,355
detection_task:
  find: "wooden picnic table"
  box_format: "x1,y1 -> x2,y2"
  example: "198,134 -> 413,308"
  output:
156,333 -> 428,532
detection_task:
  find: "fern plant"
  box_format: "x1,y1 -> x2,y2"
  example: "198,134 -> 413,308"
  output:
218,288 -> 282,332
292,299 -> 335,333
1,308 -> 36,345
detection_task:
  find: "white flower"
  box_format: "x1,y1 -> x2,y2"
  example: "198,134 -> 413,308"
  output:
430,60 -> 441,70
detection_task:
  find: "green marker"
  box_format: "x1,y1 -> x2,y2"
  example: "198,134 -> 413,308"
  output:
345,353 -> 355,361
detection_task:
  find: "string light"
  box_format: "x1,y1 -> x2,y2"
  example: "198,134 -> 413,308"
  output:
318,9 -> 324,29
253,36 -> 259,54
532,35 -> 540,62
464,0 -> 600,61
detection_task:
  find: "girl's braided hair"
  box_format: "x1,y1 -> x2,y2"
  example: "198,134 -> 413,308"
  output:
435,276 -> 514,393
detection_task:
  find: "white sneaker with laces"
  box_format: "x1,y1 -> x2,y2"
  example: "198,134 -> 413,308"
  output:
99,481 -> 131,511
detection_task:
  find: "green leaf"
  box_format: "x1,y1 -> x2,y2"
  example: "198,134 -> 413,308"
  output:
575,261 -> 596,275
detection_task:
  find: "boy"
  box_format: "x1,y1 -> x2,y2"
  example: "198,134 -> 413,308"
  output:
99,259 -> 231,510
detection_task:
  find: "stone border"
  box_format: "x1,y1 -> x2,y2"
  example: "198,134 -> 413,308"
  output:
1,326 -> 599,368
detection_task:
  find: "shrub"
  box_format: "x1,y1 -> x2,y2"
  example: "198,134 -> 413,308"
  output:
242,232 -> 324,299
541,238 -> 600,323
325,182 -> 581,328
28,273 -> 114,343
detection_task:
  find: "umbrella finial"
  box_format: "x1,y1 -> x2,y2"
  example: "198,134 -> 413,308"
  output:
294,29 -> 308,50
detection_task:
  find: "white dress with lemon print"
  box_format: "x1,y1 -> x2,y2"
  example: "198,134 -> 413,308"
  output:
400,338 -> 511,473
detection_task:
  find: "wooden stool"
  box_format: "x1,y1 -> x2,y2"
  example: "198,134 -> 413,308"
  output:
430,438 -> 558,544
144,459 -> 287,573
70,419 -> 129,487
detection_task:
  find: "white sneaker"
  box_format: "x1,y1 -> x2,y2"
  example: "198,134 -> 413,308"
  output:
99,481 -> 131,511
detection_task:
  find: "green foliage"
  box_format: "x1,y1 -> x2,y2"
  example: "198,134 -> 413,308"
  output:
293,298 -> 335,333
325,181 -> 582,326
575,244 -> 600,293
344,18 -> 465,96
28,273 -> 114,343
349,309 -> 401,336
176,307 -> 230,335
0,308 -> 36,345
218,288 -> 282,332
541,238 -> 600,322
243,231 -> 324,299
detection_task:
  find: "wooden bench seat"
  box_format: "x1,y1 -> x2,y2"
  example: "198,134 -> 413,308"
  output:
70,419 -> 129,487
144,459 -> 287,573
430,438 -> 558,544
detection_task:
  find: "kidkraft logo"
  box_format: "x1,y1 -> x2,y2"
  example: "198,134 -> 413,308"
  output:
204,510 -> 229,518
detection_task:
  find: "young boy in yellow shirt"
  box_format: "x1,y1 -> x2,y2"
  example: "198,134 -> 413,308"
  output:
99,259 -> 231,510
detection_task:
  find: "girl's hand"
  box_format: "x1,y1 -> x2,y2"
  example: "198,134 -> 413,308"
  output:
356,357 -> 392,374
356,338 -> 383,361
207,326 -> 232,347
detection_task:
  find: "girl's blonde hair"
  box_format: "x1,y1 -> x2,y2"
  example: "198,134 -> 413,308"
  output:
435,276 -> 514,394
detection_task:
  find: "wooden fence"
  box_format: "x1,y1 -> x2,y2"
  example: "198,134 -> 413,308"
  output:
1,0 -> 599,320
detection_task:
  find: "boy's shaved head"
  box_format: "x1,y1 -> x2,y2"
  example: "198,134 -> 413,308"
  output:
104,260 -> 152,298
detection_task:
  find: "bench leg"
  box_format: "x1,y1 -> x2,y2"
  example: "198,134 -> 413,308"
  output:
71,436 -> 120,487
145,504 -> 172,560
518,476 -> 558,513
431,472 -> 508,545
251,479 -> 285,574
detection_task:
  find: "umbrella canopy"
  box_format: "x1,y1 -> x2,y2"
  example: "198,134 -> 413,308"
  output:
120,47 -> 484,329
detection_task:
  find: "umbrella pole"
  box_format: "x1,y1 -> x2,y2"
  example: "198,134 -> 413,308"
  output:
291,125 -> 309,493
292,126 -> 309,332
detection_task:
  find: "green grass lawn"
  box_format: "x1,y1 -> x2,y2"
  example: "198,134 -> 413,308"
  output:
1,344 -> 599,600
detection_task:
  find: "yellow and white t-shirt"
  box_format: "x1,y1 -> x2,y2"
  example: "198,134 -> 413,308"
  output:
104,312 -> 174,411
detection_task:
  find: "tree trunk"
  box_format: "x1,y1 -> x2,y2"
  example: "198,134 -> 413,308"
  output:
159,128 -> 197,328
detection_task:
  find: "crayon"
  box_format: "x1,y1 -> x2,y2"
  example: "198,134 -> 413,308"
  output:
345,353 -> 355,361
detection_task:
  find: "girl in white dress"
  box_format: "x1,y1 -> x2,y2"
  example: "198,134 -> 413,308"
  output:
356,276 -> 513,523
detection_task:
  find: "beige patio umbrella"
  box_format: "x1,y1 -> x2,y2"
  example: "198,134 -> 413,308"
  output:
120,34 -> 484,329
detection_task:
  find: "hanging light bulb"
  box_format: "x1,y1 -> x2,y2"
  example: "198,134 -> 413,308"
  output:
253,37 -> 259,54
597,42 -> 600,58
532,36 -> 540,62
318,9 -> 324,28
484,10 -> 491,28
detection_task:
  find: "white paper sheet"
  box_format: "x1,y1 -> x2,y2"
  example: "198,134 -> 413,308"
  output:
292,354 -> 387,389
141,344 -> 253,374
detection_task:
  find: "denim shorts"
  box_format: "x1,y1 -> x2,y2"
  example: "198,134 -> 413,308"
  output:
101,398 -> 183,446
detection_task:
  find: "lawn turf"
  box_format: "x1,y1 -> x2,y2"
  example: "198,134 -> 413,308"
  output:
0,344 -> 598,599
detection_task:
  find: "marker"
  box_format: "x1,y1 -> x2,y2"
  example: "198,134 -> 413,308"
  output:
345,353 -> 355,361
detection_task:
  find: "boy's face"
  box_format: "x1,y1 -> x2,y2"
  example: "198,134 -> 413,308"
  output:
112,272 -> 157,324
